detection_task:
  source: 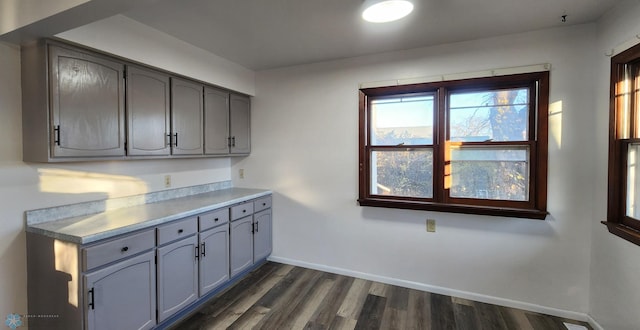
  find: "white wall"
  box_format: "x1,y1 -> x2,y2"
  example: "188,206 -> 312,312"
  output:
233,24 -> 599,317
0,0 -> 89,34
57,15 -> 256,96
0,23 -> 238,320
590,1 -> 640,329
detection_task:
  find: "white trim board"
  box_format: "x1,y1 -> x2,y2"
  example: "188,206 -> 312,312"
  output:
359,63 -> 551,89
605,34 -> 640,57
268,256 -> 603,329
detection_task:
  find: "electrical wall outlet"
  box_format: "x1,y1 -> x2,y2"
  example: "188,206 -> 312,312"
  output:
164,175 -> 171,188
426,219 -> 436,232
239,168 -> 245,179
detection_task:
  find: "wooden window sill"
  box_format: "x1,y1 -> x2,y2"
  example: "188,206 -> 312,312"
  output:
602,221 -> 640,246
358,198 -> 548,220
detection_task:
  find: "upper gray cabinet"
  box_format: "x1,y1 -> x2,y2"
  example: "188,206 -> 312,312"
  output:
205,89 -> 252,156
230,94 -> 251,155
22,41 -> 126,161
204,87 -> 230,155
21,39 -> 251,162
126,65 -> 171,156
171,78 -> 204,156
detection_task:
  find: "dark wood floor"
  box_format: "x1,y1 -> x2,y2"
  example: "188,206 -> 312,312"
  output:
174,262 -> 592,330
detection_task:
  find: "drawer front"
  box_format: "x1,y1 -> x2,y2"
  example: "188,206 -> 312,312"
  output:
83,229 -> 155,271
198,208 -> 229,231
157,217 -> 198,246
254,196 -> 272,213
230,202 -> 254,221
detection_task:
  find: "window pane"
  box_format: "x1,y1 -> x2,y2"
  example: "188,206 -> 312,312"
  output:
449,147 -> 529,201
371,95 -> 434,145
371,150 -> 433,198
626,144 -> 640,220
449,88 -> 529,142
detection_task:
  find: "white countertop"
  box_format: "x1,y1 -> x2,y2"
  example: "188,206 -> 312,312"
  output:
26,187 -> 272,245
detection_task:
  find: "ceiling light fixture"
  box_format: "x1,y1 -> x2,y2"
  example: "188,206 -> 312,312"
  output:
362,0 -> 414,23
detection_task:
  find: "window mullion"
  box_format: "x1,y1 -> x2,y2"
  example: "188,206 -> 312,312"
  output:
434,87 -> 447,203
633,64 -> 640,138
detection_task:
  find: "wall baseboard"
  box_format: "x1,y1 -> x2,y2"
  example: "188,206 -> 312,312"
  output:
268,256 -> 602,329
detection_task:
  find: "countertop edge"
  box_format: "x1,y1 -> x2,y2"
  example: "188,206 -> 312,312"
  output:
26,189 -> 273,245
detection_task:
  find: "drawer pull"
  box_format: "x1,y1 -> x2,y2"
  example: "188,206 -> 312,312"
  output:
243,210 -> 246,213
88,288 -> 95,310
214,218 -> 219,222
262,203 -> 266,206
121,246 -> 129,252
178,229 -> 184,234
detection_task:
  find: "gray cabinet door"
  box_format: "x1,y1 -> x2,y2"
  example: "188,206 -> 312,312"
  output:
230,216 -> 253,277
199,225 -> 230,296
49,45 -> 125,158
157,235 -> 199,322
171,78 -> 203,155
229,94 -> 251,154
204,87 -> 230,155
126,66 -> 171,156
253,209 -> 272,263
84,251 -> 156,330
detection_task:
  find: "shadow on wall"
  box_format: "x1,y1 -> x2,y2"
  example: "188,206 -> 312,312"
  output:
360,206 -> 557,238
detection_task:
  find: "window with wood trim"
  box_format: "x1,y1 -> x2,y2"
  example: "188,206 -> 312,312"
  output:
358,72 -> 549,219
606,43 -> 640,246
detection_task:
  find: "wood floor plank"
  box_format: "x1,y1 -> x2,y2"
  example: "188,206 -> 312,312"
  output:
525,312 -> 568,330
286,277 -> 335,329
253,269 -> 324,329
336,278 -> 373,320
226,305 -> 270,330
406,290 -> 431,330
328,315 -> 358,330
387,285 -> 410,310
452,296 -> 474,306
198,264 -> 293,328
305,274 -> 355,328
499,306 -> 532,330
473,301 -> 509,330
452,301 -> 477,330
253,266 -> 308,309
379,307 -> 407,330
354,294 -> 387,330
369,281 -> 389,297
430,293 -> 456,330
198,262 -> 284,317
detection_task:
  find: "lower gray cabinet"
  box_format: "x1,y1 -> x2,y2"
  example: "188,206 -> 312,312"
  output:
198,224 -> 230,296
253,209 -> 272,263
230,216 -> 254,278
26,195 -> 271,330
84,250 -> 156,330
156,235 -> 199,322
230,197 -> 273,278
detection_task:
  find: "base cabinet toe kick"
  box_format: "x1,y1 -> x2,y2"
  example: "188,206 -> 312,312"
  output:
26,194 -> 272,330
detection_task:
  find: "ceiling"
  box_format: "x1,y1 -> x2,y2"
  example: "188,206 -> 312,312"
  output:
119,0 -> 620,70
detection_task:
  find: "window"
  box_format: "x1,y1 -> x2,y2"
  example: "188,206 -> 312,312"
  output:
358,72 -> 549,219
606,43 -> 640,246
